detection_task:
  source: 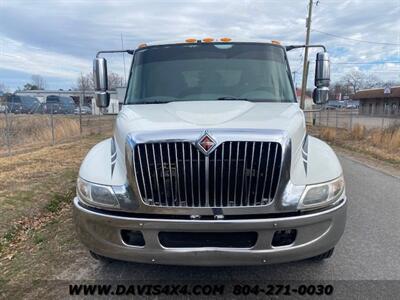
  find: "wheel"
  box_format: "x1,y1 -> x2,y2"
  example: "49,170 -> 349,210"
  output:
310,248 -> 334,261
89,251 -> 116,263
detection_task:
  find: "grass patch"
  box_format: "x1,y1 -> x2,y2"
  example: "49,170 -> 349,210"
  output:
3,225 -> 20,243
308,124 -> 400,166
1,224 -> 21,246
45,190 -> 74,213
0,224 -> 21,254
32,232 -> 45,245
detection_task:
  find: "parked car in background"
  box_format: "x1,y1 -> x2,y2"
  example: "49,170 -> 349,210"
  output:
45,95 -> 75,114
74,105 -> 92,115
346,104 -> 358,109
326,100 -> 345,110
19,96 -> 41,113
3,95 -> 23,113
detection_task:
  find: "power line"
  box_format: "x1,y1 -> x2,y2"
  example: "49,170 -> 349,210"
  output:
290,60 -> 400,65
333,61 -> 400,65
312,29 -> 400,46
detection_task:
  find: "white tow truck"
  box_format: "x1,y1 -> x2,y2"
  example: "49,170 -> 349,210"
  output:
73,38 -> 346,266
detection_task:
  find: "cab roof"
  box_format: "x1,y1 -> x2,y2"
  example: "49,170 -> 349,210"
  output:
139,38 -> 284,49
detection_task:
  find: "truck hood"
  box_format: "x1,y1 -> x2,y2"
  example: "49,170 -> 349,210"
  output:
114,101 -> 305,155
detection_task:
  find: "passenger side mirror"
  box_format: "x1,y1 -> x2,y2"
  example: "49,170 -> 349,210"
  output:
93,57 -> 110,108
313,52 -> 330,104
312,87 -> 329,104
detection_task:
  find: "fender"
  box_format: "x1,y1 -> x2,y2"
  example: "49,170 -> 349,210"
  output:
291,135 -> 343,186
79,137 -> 127,186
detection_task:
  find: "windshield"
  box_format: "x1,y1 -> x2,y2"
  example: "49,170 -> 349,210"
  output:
21,96 -> 39,104
46,96 -> 59,103
60,96 -> 75,105
126,43 -> 295,104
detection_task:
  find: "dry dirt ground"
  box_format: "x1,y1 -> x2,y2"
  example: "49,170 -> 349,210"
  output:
0,132 -> 399,299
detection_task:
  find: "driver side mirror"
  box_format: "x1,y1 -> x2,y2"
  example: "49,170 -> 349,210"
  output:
313,52 -> 330,104
93,57 -> 110,108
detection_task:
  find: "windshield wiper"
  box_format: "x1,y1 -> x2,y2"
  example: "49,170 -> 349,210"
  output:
217,97 -> 279,103
135,99 -> 176,104
217,96 -> 251,101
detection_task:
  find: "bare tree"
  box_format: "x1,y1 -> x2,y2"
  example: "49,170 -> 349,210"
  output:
76,72 -> 94,91
74,71 -> 124,92
31,75 -> 46,90
339,70 -> 365,94
363,73 -> 382,89
338,70 -> 383,95
108,72 -> 124,90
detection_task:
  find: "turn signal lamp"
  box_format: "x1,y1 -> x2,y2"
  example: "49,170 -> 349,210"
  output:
185,38 -> 197,43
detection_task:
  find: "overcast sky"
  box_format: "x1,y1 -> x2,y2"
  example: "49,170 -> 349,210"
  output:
1,0 -> 400,91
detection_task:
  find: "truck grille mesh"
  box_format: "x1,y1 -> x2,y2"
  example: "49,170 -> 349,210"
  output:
133,141 -> 282,207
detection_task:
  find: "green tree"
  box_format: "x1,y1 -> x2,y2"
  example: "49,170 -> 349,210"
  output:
23,83 -> 39,90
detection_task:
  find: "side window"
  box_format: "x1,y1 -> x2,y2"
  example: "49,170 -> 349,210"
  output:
12,96 -> 21,103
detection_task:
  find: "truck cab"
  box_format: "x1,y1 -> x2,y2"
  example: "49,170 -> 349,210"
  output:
73,39 -> 346,265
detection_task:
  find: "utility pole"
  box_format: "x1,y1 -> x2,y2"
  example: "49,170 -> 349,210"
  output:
300,0 -> 314,109
121,33 -> 127,86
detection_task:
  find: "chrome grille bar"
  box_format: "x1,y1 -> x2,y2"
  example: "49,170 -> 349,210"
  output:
151,144 -> 162,205
189,144 -> 194,206
253,142 -> 264,205
144,144 -> 155,205
174,142 -> 181,206
159,144 -> 168,206
246,141 -> 256,206
220,143 -> 225,207
240,142 -> 248,206
268,143 -> 279,201
166,143 -> 174,204
227,142 -> 232,206
182,143 -> 187,206
197,150 -> 201,207
134,141 -> 282,208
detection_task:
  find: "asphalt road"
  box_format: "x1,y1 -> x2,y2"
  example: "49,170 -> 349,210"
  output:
65,154 -> 400,281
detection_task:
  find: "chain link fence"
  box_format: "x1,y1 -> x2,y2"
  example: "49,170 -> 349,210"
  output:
304,109 -> 400,130
0,102 -> 115,157
2,102 -> 399,157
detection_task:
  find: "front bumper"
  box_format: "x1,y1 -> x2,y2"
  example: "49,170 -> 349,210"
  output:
73,197 -> 347,266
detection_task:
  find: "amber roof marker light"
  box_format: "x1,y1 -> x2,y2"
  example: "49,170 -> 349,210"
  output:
202,37 -> 214,43
220,37 -> 232,42
137,43 -> 147,48
271,40 -> 281,45
185,38 -> 197,43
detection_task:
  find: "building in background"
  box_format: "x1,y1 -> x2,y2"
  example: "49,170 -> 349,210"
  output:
353,87 -> 400,116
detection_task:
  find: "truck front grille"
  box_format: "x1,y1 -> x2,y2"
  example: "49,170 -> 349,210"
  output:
133,141 -> 282,208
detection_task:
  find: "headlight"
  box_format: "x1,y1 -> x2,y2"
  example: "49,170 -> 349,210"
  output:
77,177 -> 134,210
298,176 -> 345,210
